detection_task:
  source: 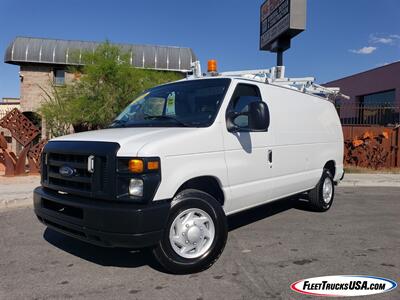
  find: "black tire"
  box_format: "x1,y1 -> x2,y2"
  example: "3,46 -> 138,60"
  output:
307,169 -> 335,212
152,189 -> 228,274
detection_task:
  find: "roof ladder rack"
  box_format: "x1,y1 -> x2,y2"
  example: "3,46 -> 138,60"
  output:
219,65 -> 349,101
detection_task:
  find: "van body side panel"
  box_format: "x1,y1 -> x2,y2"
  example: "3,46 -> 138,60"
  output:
263,85 -> 343,199
138,125 -> 229,201
221,81 -> 276,213
222,132 -> 275,213
222,81 -> 344,215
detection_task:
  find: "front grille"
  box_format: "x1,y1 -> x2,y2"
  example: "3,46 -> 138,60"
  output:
41,141 -> 120,200
46,153 -> 94,195
48,177 -> 91,191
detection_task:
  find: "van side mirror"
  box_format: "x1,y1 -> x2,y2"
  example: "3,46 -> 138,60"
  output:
227,101 -> 270,132
248,101 -> 270,132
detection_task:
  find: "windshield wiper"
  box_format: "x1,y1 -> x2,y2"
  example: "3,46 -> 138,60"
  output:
109,119 -> 128,128
144,115 -> 190,127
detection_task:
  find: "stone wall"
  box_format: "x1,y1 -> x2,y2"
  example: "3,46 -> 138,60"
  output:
19,65 -> 75,137
19,65 -> 74,113
20,65 -> 51,113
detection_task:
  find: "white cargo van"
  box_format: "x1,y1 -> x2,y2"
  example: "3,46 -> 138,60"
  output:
34,65 -> 344,273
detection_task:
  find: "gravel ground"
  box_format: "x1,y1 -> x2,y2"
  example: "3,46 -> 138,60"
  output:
0,186 -> 399,300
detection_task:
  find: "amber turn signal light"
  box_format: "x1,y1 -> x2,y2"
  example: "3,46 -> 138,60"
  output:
207,59 -> 218,73
147,161 -> 159,170
129,159 -> 144,173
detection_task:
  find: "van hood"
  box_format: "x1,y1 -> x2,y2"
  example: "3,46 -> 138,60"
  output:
51,127 -> 217,157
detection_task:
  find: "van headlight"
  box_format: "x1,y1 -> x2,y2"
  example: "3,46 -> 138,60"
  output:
129,179 -> 143,197
116,157 -> 161,202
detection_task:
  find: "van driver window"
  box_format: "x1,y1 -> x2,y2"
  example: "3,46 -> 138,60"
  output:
230,84 -> 262,128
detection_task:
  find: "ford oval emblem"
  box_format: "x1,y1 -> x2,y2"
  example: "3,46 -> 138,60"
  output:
59,165 -> 75,177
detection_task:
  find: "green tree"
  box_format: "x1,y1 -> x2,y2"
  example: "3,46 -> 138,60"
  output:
39,84 -> 73,137
40,42 -> 183,136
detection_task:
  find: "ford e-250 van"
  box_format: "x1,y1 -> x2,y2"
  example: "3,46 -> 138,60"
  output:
34,66 -> 344,273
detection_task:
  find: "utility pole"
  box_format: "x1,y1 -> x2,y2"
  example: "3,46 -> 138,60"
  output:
277,50 -> 283,66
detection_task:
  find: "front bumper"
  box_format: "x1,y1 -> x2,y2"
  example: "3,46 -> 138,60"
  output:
34,187 -> 170,248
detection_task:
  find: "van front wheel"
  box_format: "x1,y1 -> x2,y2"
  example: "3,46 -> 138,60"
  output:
152,189 -> 227,274
308,169 -> 335,212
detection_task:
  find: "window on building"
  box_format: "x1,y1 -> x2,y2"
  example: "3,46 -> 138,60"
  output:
357,89 -> 398,125
359,89 -> 395,106
53,69 -> 65,85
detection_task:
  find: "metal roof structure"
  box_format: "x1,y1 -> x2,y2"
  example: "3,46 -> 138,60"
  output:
4,37 -> 197,72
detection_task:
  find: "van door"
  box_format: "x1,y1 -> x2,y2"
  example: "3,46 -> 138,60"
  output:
222,83 -> 275,214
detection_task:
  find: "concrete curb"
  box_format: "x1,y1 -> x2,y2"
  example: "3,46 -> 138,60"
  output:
339,173 -> 400,188
0,176 -> 39,211
0,198 -> 33,211
339,182 -> 400,187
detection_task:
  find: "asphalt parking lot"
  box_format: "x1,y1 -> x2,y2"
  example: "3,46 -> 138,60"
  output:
0,187 -> 399,300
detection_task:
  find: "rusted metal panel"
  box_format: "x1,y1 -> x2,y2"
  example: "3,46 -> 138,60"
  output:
0,108 -> 39,147
27,139 -> 47,174
394,127 -> 400,167
342,125 -> 400,169
0,109 -> 46,176
0,133 -> 17,176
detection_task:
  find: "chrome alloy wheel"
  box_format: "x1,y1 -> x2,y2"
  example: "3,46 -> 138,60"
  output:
169,208 -> 215,259
322,177 -> 333,204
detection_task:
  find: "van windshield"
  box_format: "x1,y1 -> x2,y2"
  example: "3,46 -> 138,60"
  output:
110,78 -> 231,128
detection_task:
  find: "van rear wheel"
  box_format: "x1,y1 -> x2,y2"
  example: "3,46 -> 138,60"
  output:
307,169 -> 334,212
152,189 -> 227,274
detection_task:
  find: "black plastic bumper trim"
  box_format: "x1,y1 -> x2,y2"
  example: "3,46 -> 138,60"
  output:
34,187 -> 170,248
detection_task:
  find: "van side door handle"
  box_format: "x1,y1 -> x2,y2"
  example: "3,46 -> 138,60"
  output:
267,150 -> 273,166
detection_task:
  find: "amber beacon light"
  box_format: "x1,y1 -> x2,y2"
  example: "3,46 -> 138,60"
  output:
207,59 -> 218,73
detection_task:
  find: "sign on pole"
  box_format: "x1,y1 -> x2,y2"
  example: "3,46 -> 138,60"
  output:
260,0 -> 306,53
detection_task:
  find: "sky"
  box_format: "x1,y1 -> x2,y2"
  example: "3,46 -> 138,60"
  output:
0,0 -> 399,98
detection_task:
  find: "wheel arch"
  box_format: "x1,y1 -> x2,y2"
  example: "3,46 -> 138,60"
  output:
323,160 -> 336,178
174,176 -> 225,206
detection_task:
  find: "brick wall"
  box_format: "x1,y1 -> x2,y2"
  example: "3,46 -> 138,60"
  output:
19,65 -> 74,113
20,65 -> 52,112
17,65 -> 75,138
